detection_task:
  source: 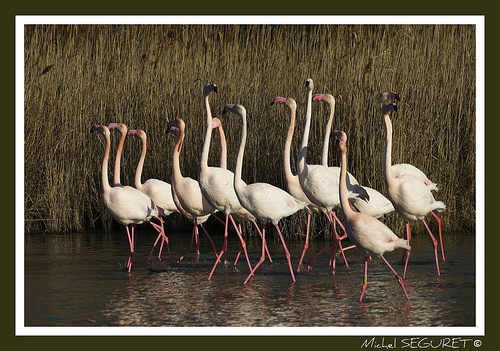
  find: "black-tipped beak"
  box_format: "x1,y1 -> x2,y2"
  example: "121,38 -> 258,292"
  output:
214,85 -> 218,94
394,93 -> 401,101
393,104 -> 398,112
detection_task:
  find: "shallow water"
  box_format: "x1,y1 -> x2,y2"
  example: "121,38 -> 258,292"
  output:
24,227 -> 476,329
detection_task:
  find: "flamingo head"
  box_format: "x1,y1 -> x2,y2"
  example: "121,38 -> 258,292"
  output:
211,117 -> 221,129
332,129 -> 348,151
378,92 -> 400,105
306,78 -> 314,91
167,118 -> 185,137
222,104 -> 246,117
313,93 -> 335,105
127,129 -> 146,141
381,102 -> 398,115
203,83 -> 218,96
90,124 -> 109,137
271,96 -> 296,111
107,122 -> 128,135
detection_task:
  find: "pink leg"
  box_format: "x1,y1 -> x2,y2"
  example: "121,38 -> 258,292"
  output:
330,212 -> 349,268
125,225 -> 135,272
244,225 -> 267,284
252,220 -> 273,263
380,255 -> 409,300
208,214 -> 229,280
308,211 -> 348,273
149,220 -> 172,263
422,219 -> 441,276
297,211 -> 312,273
359,256 -> 369,302
229,215 -> 253,272
403,222 -> 411,279
199,223 -> 219,258
431,211 -> 445,261
177,224 -> 196,263
274,224 -> 296,283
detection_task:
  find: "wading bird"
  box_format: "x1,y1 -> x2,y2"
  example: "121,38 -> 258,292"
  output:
223,103 -> 306,284
334,129 -> 410,302
381,101 -> 445,278
91,124 -> 162,272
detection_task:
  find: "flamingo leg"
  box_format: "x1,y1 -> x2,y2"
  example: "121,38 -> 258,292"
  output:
229,215 -> 253,272
297,211 -> 312,273
177,224 -> 196,263
422,218 -> 441,276
194,224 -> 200,264
199,223 -> 218,257
208,219 -> 228,280
359,256 -> 369,302
431,211 -> 445,261
244,225 -> 267,284
307,211 -> 349,273
403,222 -> 411,279
125,225 -> 135,272
274,224 -> 296,283
380,255 -> 409,300
252,220 -> 273,263
149,219 -> 173,263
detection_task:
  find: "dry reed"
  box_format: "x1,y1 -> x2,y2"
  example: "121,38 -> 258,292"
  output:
24,24 -> 476,239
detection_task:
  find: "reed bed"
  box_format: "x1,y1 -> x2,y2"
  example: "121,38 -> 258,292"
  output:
24,24 -> 476,239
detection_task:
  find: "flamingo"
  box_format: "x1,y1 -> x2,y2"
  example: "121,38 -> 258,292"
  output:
378,92 -> 444,259
223,103 -> 307,284
381,102 -> 446,278
211,117 -> 273,267
166,118 -> 218,264
334,129 -> 410,302
271,96 -> 321,273
127,128 -> 178,264
107,123 -> 167,263
296,79 -> 361,274
91,124 -> 161,273
196,83 -> 253,279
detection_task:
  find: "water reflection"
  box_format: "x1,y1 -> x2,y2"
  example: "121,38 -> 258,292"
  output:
24,231 -> 476,327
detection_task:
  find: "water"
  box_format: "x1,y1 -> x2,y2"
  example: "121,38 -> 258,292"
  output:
23,227 -> 476,329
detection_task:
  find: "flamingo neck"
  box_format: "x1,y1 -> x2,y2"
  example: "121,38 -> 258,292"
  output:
134,135 -> 147,189
171,131 -> 184,186
218,124 -> 228,169
113,129 -> 126,186
339,146 -> 355,219
321,99 -> 335,167
234,110 -> 247,193
383,113 -> 395,186
298,87 -> 313,174
101,131 -> 112,194
199,93 -> 213,174
283,105 -> 296,186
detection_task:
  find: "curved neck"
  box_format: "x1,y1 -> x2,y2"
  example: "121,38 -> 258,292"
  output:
101,132 -> 112,194
339,146 -> 355,219
234,111 -> 247,191
383,113 -> 395,185
218,124 -> 228,169
200,93 -> 213,174
321,99 -> 335,167
298,88 -> 313,173
134,135 -> 147,189
113,129 -> 126,186
172,130 -> 184,185
283,105 -> 296,184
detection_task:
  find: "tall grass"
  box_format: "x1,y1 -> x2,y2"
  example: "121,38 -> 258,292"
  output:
24,24 -> 476,238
